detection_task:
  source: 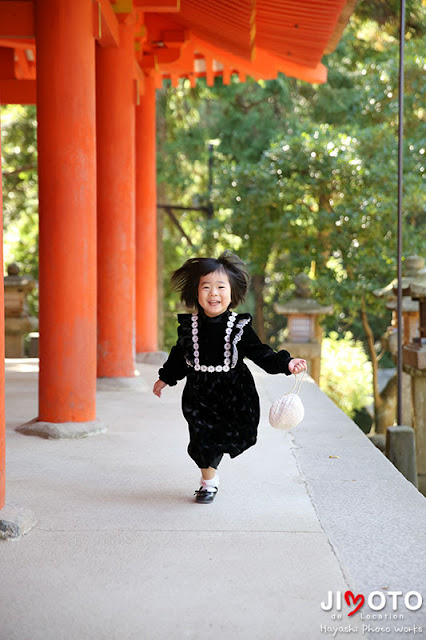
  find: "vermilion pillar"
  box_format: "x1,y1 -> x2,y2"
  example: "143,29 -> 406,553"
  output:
135,73 -> 158,353
35,0 -> 97,422
96,24 -> 136,377
0,114 -> 5,509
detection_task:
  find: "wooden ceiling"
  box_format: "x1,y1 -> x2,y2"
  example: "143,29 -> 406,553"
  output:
0,0 -> 357,103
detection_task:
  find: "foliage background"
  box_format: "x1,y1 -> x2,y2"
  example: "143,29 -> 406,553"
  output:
155,0 -> 425,425
2,105 -> 39,315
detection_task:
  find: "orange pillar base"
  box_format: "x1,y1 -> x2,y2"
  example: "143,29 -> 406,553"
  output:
0,503 -> 36,540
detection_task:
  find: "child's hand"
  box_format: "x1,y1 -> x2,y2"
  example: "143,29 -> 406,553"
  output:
288,358 -> 308,375
153,380 -> 167,397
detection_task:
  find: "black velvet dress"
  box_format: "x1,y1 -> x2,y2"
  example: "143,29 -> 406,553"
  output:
158,307 -> 293,469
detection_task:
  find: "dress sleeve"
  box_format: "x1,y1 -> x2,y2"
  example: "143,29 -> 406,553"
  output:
158,318 -> 189,386
239,316 -> 293,375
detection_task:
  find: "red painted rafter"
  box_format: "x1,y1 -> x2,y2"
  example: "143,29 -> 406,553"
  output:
140,0 -> 346,81
256,0 -> 347,66
0,38 -> 34,50
0,0 -> 355,95
176,0 -> 254,61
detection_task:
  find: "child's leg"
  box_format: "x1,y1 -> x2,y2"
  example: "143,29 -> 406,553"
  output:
200,452 -> 223,481
196,468 -> 219,503
195,456 -> 223,503
200,467 -> 216,480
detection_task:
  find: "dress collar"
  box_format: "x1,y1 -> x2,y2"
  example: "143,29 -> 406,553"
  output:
197,304 -> 231,324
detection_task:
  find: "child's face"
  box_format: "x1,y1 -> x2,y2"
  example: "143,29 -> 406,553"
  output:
198,270 -> 232,317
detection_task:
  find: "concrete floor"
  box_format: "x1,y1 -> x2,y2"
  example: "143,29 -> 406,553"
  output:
1,359 -> 425,640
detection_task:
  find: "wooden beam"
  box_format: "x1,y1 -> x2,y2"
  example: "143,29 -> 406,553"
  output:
203,53 -> 214,86
112,0 -> 133,14
255,47 -> 328,84
192,36 -> 327,84
133,59 -> 145,97
134,9 -> 147,45
144,41 -> 194,75
0,37 -> 35,50
94,0 -> 120,48
222,64 -> 231,85
14,48 -> 36,80
0,79 -> 36,104
154,73 -> 163,89
151,48 -> 181,64
139,53 -> 158,73
142,12 -> 182,43
134,0 -> 180,12
0,2 -> 34,38
161,29 -> 188,45
0,48 -> 15,80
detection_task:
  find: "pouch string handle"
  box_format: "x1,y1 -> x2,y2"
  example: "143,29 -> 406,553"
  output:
288,369 -> 306,396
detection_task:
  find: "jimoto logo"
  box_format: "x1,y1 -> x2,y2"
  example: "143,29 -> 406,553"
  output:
321,590 -> 423,617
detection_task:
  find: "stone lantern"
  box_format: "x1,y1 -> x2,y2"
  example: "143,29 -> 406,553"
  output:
373,255 -> 426,426
274,274 -> 333,383
374,255 -> 425,354
403,281 -> 426,494
4,263 -> 38,358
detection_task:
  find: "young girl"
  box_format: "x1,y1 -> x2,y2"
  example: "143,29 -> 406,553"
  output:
153,252 -> 307,504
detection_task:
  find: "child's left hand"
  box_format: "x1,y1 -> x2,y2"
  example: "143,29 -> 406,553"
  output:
288,358 -> 307,375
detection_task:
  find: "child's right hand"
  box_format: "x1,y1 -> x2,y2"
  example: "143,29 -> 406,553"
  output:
288,358 -> 308,375
153,380 -> 167,397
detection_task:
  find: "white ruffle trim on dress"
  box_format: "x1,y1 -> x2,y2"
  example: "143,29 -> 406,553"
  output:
185,312 -> 250,373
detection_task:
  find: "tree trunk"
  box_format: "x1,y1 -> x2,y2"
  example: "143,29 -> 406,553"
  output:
252,273 -> 267,342
360,295 -> 383,432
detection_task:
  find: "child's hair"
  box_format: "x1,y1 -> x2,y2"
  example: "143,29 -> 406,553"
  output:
171,251 -> 250,310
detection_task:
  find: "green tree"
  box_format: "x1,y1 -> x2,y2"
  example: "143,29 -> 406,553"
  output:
1,104 -> 39,314
321,331 -> 373,419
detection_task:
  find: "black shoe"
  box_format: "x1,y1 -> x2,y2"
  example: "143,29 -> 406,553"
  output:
194,486 -> 218,504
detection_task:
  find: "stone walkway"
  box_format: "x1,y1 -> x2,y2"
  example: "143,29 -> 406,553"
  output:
1,359 -> 425,640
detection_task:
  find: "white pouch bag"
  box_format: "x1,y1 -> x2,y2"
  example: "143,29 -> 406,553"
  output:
269,371 -> 306,431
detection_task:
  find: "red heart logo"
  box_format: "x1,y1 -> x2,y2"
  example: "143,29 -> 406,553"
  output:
345,590 -> 365,616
